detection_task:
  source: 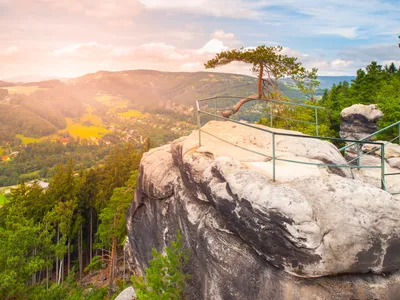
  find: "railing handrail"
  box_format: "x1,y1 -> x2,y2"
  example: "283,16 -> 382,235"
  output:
198,109 -> 384,146
196,97 -> 400,195
196,96 -> 326,110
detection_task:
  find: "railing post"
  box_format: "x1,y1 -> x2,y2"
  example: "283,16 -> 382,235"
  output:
214,97 -> 217,121
315,108 -> 319,136
398,123 -> 400,144
196,107 -> 201,147
357,143 -> 361,170
270,103 -> 273,127
381,144 -> 386,190
272,133 -> 276,182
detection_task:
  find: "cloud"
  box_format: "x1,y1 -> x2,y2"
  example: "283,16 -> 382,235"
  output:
318,27 -> 359,39
212,30 -> 236,40
197,39 -> 229,54
382,60 -> 400,67
139,0 -> 264,19
140,0 -> 400,40
6,0 -> 143,26
5,46 -> 19,55
340,44 -> 399,62
331,59 -> 354,68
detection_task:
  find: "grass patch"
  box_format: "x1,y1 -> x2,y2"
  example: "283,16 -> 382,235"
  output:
0,146 -> 3,156
16,134 -> 42,145
0,194 -> 7,206
4,86 -> 47,95
81,113 -> 102,126
64,118 -> 110,138
118,110 -> 145,118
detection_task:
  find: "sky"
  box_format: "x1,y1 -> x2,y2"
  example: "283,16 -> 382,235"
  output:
0,0 -> 399,79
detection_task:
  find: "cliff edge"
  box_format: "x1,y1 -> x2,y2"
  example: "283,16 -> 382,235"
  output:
126,121 -> 400,300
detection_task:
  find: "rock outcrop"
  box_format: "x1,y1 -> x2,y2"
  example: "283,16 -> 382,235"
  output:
115,286 -> 136,300
340,104 -> 383,141
126,121 -> 400,300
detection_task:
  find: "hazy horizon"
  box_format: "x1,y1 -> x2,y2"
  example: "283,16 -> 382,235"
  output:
1,0 -> 399,79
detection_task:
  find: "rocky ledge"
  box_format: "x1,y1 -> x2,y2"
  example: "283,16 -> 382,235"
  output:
340,104 -> 383,141
126,121 -> 400,300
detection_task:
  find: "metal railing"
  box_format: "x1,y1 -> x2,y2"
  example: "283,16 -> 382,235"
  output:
196,96 -> 400,195
339,120 -> 400,195
197,96 -> 324,136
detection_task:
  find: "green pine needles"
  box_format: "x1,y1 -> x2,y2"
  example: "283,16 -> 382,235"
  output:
132,231 -> 191,300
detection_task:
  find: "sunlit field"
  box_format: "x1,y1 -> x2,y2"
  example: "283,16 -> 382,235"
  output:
4,86 -> 47,95
80,112 -> 103,126
118,109 -> 146,118
64,118 -> 110,138
16,134 -> 43,144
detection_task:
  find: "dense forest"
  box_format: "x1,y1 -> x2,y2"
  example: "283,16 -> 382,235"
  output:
0,139 -> 111,186
258,62 -> 400,139
319,61 -> 400,138
0,142 -> 145,299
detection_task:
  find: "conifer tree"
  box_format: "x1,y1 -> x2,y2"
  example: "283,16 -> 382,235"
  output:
132,231 -> 190,300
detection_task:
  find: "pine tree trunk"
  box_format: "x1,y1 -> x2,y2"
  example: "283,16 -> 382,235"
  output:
56,225 -> 59,285
68,239 -> 71,277
32,248 -> 36,285
258,63 -> 263,98
90,208 -> 93,265
101,248 -> 104,284
46,261 -> 49,290
61,256 -> 64,284
58,258 -> 63,284
79,225 -> 83,284
108,238 -> 116,300
123,249 -> 125,288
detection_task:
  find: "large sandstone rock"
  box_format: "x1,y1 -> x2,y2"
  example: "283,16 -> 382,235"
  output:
362,141 -> 400,159
115,286 -> 136,300
340,104 -> 383,141
126,121 -> 400,300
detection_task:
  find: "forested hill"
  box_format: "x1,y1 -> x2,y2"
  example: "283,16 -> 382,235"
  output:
0,70 -> 303,145
69,70 -> 304,105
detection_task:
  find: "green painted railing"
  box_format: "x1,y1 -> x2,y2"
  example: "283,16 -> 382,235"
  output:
196,96 -> 400,195
338,120 -> 400,195
197,96 -> 324,136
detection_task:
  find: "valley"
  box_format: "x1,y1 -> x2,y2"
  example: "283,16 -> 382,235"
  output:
0,70 -> 304,187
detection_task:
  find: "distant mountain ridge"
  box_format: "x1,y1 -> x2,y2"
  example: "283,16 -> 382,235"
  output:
317,76 -> 355,89
2,75 -> 68,83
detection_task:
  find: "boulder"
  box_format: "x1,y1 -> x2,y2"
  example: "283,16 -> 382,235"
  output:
362,141 -> 400,159
388,157 -> 400,169
115,286 -> 136,300
126,121 -> 400,300
340,104 -> 383,141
